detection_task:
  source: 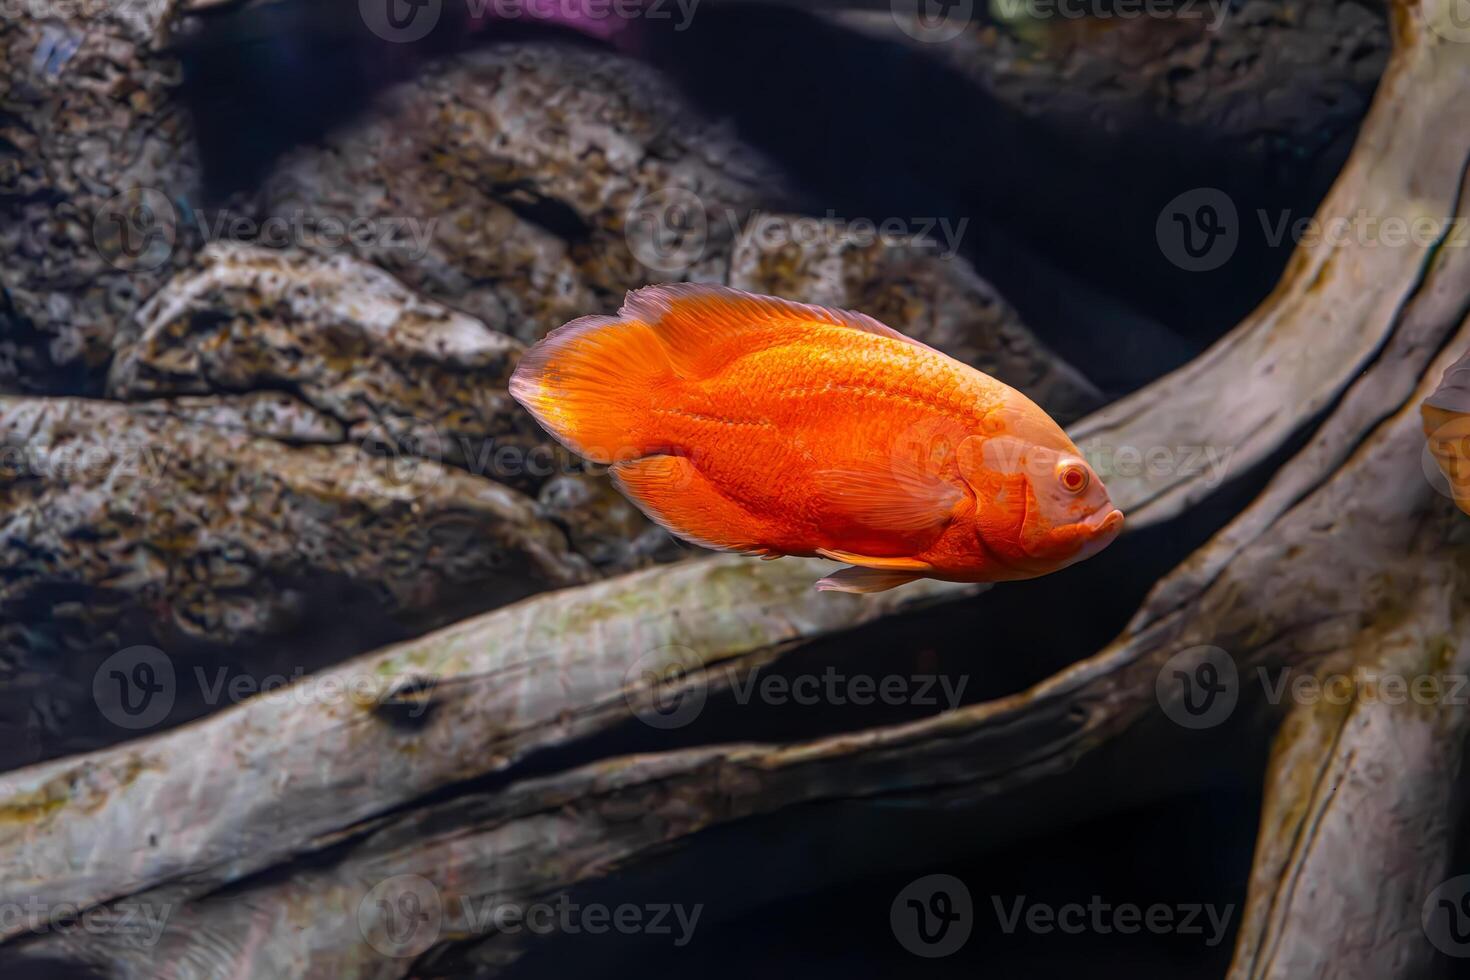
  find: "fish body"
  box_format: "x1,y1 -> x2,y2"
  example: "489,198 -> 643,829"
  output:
511,285 -> 1123,592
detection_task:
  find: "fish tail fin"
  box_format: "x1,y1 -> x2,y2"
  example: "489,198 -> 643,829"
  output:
509,314 -> 675,463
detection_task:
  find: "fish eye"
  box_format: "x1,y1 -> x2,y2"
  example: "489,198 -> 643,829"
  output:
1058,461 -> 1089,494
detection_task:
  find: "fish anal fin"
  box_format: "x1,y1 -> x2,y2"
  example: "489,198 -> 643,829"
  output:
814,566 -> 926,594
611,455 -> 770,555
619,283 -> 925,377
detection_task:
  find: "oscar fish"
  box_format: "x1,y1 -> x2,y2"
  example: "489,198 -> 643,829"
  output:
510,284 -> 1124,593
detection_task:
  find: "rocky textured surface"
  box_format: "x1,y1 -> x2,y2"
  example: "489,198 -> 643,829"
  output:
247,42 -> 1101,415
0,394 -> 591,661
108,242 -> 541,485
872,0 -> 1388,185
0,0 -> 200,393
252,43 -> 780,344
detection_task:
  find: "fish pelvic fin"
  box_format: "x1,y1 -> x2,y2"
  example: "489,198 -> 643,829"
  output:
619,283 -> 928,378
814,566 -> 927,594
508,314 -> 674,464
611,455 -> 775,555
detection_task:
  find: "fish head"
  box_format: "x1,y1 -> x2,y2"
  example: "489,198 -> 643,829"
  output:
959,397 -> 1124,575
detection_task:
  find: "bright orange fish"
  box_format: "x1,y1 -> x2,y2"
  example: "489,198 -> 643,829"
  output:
511,284 -> 1124,593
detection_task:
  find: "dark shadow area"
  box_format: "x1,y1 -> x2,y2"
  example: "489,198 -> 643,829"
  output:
469,783 -> 1262,979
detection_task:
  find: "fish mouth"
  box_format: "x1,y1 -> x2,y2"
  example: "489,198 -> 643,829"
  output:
1072,508 -> 1124,563
1086,508 -> 1125,536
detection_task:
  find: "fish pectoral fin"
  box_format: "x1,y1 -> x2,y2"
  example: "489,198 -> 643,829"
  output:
813,458 -> 963,534
814,565 -> 926,594
816,549 -> 931,571
611,455 -> 769,555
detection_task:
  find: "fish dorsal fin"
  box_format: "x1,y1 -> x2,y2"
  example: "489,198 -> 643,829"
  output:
619,283 -> 925,377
